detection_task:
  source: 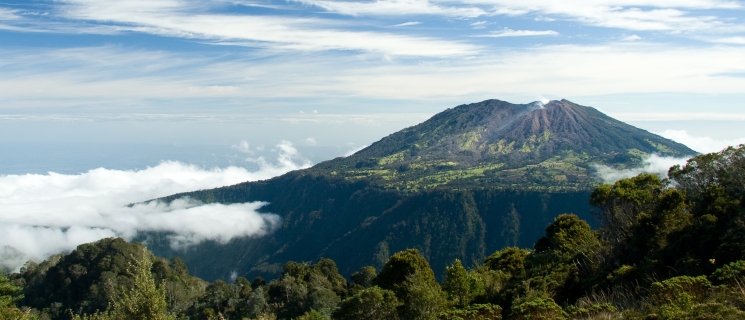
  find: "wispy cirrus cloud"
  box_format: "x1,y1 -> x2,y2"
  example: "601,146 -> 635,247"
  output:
1,43 -> 745,112
2,0 -> 478,57
465,0 -> 744,32
0,8 -> 20,20
294,0 -> 486,17
474,28 -> 558,38
393,21 -> 421,27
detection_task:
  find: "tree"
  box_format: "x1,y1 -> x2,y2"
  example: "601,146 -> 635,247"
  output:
442,259 -> 477,308
538,214 -> 598,259
333,286 -> 400,320
669,145 -> 745,201
1,274 -> 30,320
501,204 -> 521,247
400,270 -> 449,320
351,266 -> 377,288
483,247 -> 530,276
72,248 -> 175,320
590,173 -> 665,243
374,249 -> 436,297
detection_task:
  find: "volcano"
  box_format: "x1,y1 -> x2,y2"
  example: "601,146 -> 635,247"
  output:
313,99 -> 694,190
149,99 -> 696,281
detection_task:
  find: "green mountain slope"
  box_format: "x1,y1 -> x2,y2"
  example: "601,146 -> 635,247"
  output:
146,99 -> 696,281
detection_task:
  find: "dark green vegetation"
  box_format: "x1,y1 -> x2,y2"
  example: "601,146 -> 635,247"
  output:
149,99 -> 695,281
5,144 -> 745,319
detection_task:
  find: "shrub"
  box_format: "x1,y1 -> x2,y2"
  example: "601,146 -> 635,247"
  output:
510,296 -> 566,320
711,261 -> 745,285
439,304 -> 502,320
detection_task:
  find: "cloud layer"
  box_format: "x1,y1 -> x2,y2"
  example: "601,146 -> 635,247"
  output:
594,154 -> 690,183
0,141 -> 311,272
659,129 -> 745,153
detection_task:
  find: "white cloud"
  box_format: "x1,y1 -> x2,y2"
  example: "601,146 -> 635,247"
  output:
534,16 -> 555,22
0,141 -> 311,272
658,129 -> 745,153
475,28 -> 558,37
623,34 -> 642,41
611,112 -> 745,121
470,21 -> 487,29
246,140 -> 313,172
47,0 -> 476,56
232,140 -> 252,153
708,36 -> 745,45
464,0 -> 744,32
0,8 -> 20,20
1,43 -> 745,111
294,0 -> 486,17
594,154 -> 690,183
345,144 -> 369,156
593,130 -> 745,183
304,137 -> 318,145
393,21 -> 421,27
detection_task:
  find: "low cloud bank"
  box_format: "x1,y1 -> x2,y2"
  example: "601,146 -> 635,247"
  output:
594,154 -> 690,183
659,130 -> 745,154
0,141 -> 310,272
595,131 -> 745,183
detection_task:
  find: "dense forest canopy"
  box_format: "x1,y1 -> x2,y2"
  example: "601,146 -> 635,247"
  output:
3,144 -> 745,319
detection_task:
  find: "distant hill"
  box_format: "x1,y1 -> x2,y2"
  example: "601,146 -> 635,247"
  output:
147,99 -> 696,281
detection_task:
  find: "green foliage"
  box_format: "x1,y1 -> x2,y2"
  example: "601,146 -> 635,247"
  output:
333,286 -> 400,320
71,248 -> 175,320
1,274 -> 32,320
264,259 -> 346,319
539,214 -> 598,258
297,309 -> 326,320
650,276 -> 711,305
509,296 -> 566,320
442,260 -> 481,308
400,270 -> 449,320
669,144 -> 745,201
711,261 -> 745,285
589,173 -> 666,244
375,249 -> 436,296
439,304 -> 502,320
565,303 -> 616,318
15,238 -> 205,320
351,266 -> 377,288
501,205 -> 521,247
483,247 -> 530,276
17,238 -> 153,317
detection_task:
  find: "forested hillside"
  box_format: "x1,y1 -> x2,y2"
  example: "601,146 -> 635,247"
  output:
4,145 -> 745,320
152,174 -> 595,281
145,99 -> 695,281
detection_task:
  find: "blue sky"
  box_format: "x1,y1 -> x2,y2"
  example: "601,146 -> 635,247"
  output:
1,0 -> 745,172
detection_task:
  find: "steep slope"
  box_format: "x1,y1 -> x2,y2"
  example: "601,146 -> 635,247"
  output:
146,99 -> 696,281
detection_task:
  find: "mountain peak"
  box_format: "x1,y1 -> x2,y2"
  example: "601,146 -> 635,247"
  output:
312,99 -> 695,191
